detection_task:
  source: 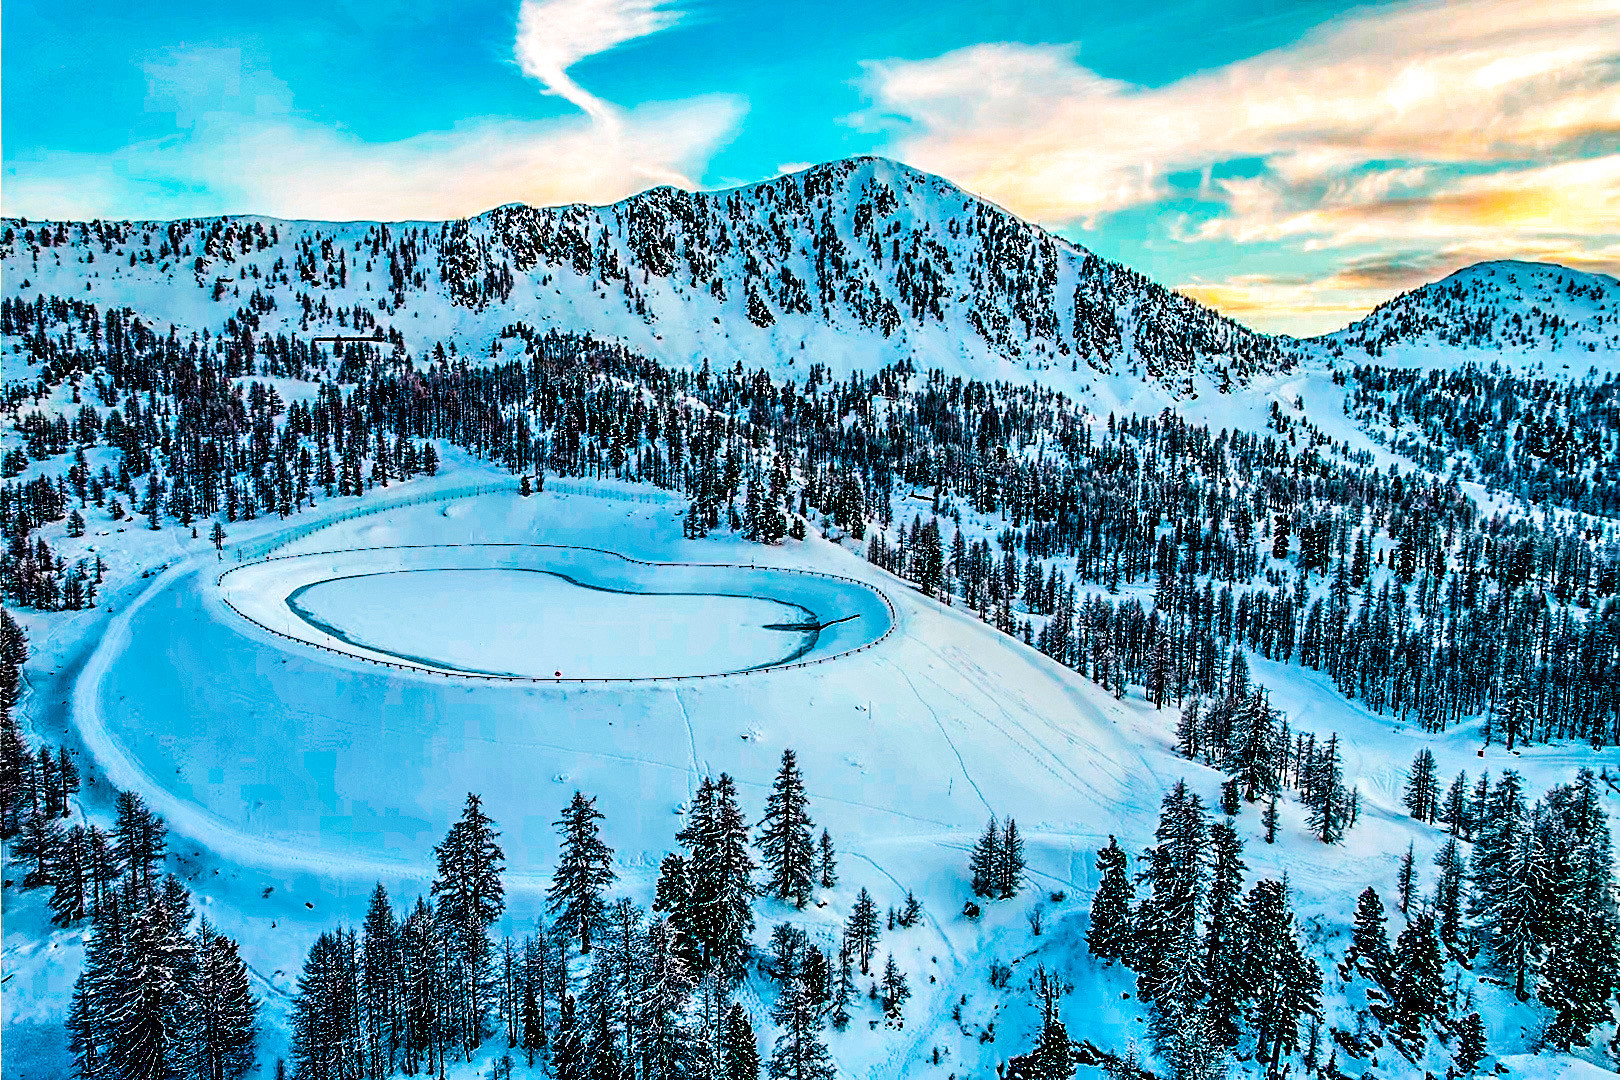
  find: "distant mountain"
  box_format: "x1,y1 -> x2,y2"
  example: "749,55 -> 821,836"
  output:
1,157 -> 1286,396
1314,260 -> 1620,365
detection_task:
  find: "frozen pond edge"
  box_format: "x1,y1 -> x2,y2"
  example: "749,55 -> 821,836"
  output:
217,543 -> 897,682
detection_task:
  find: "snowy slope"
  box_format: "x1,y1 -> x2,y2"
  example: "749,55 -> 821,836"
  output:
7,481 -> 1610,1079
1312,261 -> 1620,371
2,158 -> 1289,398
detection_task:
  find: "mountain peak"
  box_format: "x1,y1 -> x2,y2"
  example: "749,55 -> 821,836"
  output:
4,158 -> 1289,398
1319,258 -> 1620,363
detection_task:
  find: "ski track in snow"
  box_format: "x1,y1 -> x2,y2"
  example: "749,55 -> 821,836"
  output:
879,656 -> 993,816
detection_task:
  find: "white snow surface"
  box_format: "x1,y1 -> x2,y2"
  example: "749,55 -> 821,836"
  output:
6,471 -> 1614,1079
218,543 -> 890,679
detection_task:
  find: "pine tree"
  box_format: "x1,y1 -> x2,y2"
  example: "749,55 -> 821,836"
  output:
1201,820 -> 1247,1050
549,791 -> 615,955
997,817 -> 1027,900
48,823 -> 89,926
552,992 -> 587,1080
1432,838 -> 1465,944
1230,690 -> 1279,802
1242,879 -> 1321,1077
846,888 -> 881,975
1453,1011 -> 1487,1075
360,883 -> 403,1077
969,816 -> 1000,898
1303,734 -> 1350,843
721,1003 -> 760,1080
1004,966 -> 1074,1080
1345,887 -> 1391,984
1402,749 -> 1439,823
639,917 -> 697,1080
187,918 -> 260,1080
679,774 -> 757,979
1136,782 -> 1211,1057
110,897 -> 198,1080
432,792 -> 505,1051
69,893 -> 126,1077
1391,911 -> 1444,1051
767,978 -> 834,1080
879,954 -> 910,1023
1438,772 -> 1470,838
1087,837 -> 1135,963
1261,795 -> 1279,844
816,829 -> 837,890
758,749 -> 816,908
1537,905 -> 1620,1050
1480,806 -> 1550,1000
1395,843 -> 1416,916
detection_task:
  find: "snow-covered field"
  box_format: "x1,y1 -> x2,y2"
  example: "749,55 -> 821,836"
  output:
8,470 -> 1613,1077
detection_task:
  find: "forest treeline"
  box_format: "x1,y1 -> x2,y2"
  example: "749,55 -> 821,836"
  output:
3,294 -> 1617,747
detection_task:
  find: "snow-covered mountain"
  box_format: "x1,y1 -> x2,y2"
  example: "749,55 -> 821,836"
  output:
2,157 -> 1288,396
1313,260 -> 1620,367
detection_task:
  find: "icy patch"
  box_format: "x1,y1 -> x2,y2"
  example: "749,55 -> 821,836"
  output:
218,544 -> 892,680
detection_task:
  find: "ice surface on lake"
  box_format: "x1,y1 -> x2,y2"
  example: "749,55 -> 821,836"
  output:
219,544 -> 891,679
286,567 -> 812,678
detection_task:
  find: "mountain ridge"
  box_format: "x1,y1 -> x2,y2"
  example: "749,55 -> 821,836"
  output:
4,156 -> 1614,391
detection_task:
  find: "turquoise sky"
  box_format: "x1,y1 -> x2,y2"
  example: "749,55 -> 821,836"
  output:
4,0 -> 1616,333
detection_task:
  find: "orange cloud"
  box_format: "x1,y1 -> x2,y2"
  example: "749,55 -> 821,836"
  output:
859,0 -> 1620,233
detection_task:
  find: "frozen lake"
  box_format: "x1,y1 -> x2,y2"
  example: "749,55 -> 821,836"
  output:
219,544 -> 891,680
286,567 -> 814,678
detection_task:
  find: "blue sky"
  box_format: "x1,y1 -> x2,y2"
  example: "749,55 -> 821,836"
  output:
4,0 -> 1617,334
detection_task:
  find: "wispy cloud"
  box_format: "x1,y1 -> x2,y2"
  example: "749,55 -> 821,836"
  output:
3,0 -> 738,221
515,0 -> 683,128
858,0 -> 1620,291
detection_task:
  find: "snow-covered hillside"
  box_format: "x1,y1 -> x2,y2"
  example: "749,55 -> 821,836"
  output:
2,157 -> 1288,398
4,158 -> 1619,1080
1314,261 -> 1620,369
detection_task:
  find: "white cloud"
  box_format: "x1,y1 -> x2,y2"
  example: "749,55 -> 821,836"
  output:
515,0 -> 683,129
2,99 -> 744,221
3,0 -> 737,221
858,0 -> 1620,242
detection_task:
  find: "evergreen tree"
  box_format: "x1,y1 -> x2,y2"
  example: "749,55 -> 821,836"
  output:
1201,820 -> 1248,1050
1346,887 -> 1391,984
996,817 -> 1027,899
1004,967 -> 1074,1080
1432,838 -> 1466,944
721,1003 -> 760,1080
767,978 -> 834,1080
758,749 -> 816,908
290,929 -> 359,1080
549,791 -> 615,955
1402,749 -> 1439,823
816,829 -> 837,890
1438,772 -> 1470,838
1395,842 -> 1417,916
360,883 -> 403,1077
432,792 -> 505,1051
106,897 -> 196,1080
187,919 -> 260,1080
845,888 -> 881,975
1391,912 -> 1444,1051
1136,782 -> 1211,1059
679,774 -> 757,979
1537,905 -> 1620,1050
1242,879 -> 1321,1078
969,816 -> 1000,898
1453,1011 -> 1487,1075
879,954 -> 910,1023
552,993 -> 587,1080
